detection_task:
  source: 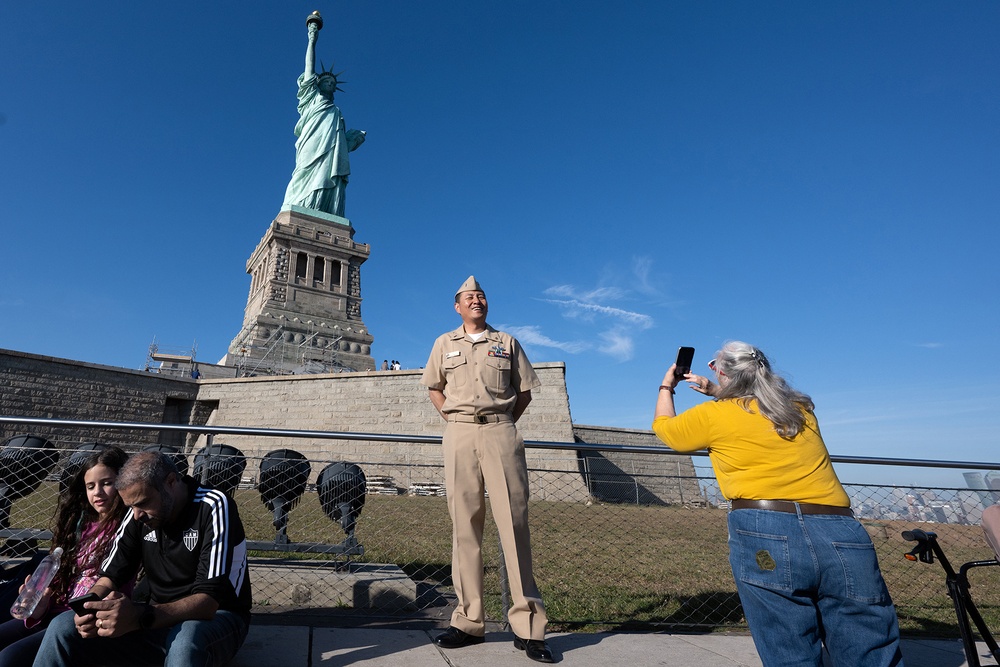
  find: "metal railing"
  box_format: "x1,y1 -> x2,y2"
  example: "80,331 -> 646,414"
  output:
2,415 -> 998,636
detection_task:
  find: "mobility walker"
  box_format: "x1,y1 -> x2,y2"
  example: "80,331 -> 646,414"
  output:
902,505 -> 1000,667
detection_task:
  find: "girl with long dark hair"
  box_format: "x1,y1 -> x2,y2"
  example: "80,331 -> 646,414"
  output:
0,446 -> 129,667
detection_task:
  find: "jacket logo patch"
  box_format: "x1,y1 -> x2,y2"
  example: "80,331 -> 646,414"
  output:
488,345 -> 510,359
143,531 -> 157,542
183,529 -> 199,552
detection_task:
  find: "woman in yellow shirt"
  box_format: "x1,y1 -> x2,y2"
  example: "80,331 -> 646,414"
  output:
653,341 -> 903,667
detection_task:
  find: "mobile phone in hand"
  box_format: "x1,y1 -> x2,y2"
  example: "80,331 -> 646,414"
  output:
68,592 -> 100,616
674,346 -> 695,379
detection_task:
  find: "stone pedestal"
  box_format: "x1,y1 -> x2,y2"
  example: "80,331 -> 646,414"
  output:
226,207 -> 375,374
250,560 -> 418,612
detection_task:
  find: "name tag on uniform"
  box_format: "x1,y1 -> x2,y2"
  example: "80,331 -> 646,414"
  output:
446,351 -> 461,358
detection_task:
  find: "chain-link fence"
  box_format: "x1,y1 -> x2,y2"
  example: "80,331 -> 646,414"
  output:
2,422 -> 998,638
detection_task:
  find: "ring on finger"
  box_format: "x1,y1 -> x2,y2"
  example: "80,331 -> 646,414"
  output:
97,618 -> 103,629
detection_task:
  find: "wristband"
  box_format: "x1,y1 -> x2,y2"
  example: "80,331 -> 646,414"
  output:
659,385 -> 675,394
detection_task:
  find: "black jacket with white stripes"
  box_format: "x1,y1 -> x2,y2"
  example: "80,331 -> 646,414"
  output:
100,476 -> 252,622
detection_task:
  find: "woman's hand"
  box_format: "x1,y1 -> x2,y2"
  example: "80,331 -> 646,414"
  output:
660,365 -> 680,391
685,373 -> 718,397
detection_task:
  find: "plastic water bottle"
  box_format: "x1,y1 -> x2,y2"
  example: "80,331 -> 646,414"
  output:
9,547 -> 63,620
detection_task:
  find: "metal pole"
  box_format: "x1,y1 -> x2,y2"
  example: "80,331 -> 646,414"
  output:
201,433 -> 215,485
4,415 -> 1000,472
677,460 -> 684,504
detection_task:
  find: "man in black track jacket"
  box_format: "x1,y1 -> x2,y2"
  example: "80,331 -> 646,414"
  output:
33,451 -> 252,667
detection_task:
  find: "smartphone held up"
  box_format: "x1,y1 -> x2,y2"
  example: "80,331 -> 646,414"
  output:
674,346 -> 695,379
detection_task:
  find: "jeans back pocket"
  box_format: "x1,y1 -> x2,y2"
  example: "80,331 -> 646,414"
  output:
832,541 -> 889,604
732,529 -> 792,593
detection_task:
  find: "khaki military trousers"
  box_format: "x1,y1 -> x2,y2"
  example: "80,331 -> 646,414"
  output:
442,419 -> 548,640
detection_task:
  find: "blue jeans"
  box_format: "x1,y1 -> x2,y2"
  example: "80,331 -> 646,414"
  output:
0,614 -> 48,667
727,508 -> 904,667
31,609 -> 248,667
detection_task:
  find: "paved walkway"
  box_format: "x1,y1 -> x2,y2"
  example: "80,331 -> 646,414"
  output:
233,625 -> 996,667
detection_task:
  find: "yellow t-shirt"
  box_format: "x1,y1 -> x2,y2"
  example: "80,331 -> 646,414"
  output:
652,399 -> 849,507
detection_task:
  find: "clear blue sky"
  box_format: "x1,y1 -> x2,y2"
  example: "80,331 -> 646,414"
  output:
2,2 -> 997,487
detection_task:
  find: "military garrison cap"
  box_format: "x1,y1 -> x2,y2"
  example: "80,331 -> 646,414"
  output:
455,275 -> 485,299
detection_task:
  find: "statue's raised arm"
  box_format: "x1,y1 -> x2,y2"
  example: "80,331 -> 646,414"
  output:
281,11 -> 365,218
304,13 -> 320,79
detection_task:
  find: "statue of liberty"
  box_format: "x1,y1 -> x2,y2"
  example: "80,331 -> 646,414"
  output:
281,12 -> 366,217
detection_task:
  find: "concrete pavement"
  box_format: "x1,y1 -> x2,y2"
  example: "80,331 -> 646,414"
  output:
232,624 -> 996,667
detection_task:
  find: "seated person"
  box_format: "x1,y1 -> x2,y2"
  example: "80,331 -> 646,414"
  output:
0,447 -> 130,667
32,451 -> 252,667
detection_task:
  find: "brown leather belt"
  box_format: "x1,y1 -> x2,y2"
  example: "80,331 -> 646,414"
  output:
447,413 -> 512,424
731,499 -> 853,517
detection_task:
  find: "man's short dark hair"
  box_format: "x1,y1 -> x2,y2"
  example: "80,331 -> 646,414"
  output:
116,451 -> 179,495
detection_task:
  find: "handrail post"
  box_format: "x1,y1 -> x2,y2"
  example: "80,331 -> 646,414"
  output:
201,433 -> 215,485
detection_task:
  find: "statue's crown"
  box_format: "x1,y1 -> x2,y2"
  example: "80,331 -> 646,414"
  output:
318,61 -> 345,93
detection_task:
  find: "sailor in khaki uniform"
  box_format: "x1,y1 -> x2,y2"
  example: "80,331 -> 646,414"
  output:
421,276 -> 553,664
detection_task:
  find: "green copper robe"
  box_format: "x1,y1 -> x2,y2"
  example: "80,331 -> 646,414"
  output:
281,74 -> 351,216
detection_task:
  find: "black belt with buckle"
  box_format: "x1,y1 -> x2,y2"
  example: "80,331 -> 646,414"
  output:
731,499 -> 853,516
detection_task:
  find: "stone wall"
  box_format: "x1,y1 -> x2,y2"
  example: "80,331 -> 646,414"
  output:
573,424 -> 704,506
0,349 -> 200,447
193,363 -> 583,500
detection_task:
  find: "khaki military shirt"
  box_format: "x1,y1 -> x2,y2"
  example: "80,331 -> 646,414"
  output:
421,325 -> 541,417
